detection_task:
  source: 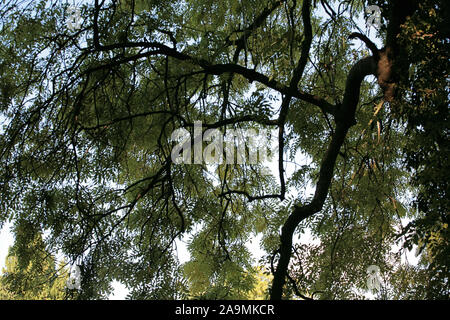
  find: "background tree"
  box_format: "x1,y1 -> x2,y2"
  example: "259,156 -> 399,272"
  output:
0,0 -> 447,299
0,221 -> 70,300
393,0 -> 450,299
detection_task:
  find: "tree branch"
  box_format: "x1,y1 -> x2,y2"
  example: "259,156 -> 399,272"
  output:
270,55 -> 378,302
84,39 -> 336,116
270,0 -> 419,300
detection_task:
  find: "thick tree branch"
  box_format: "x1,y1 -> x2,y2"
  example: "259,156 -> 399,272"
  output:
270,56 -> 378,301
349,32 -> 379,60
84,39 -> 336,116
270,0 -> 419,300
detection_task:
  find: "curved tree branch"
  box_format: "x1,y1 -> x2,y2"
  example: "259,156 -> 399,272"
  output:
270,0 -> 419,300
270,56 -> 377,301
349,32 -> 380,60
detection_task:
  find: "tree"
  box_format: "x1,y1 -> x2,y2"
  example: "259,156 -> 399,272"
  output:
0,222 -> 70,300
0,0 -> 447,299
393,0 -> 450,299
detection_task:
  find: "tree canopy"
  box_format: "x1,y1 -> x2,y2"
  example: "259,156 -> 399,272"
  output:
0,0 -> 448,299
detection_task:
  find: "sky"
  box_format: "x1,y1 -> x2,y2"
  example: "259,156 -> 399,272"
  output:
0,1 -> 419,300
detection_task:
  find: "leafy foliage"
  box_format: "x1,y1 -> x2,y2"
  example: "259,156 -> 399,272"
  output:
0,0 -> 447,299
0,223 -> 70,300
392,0 -> 450,299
